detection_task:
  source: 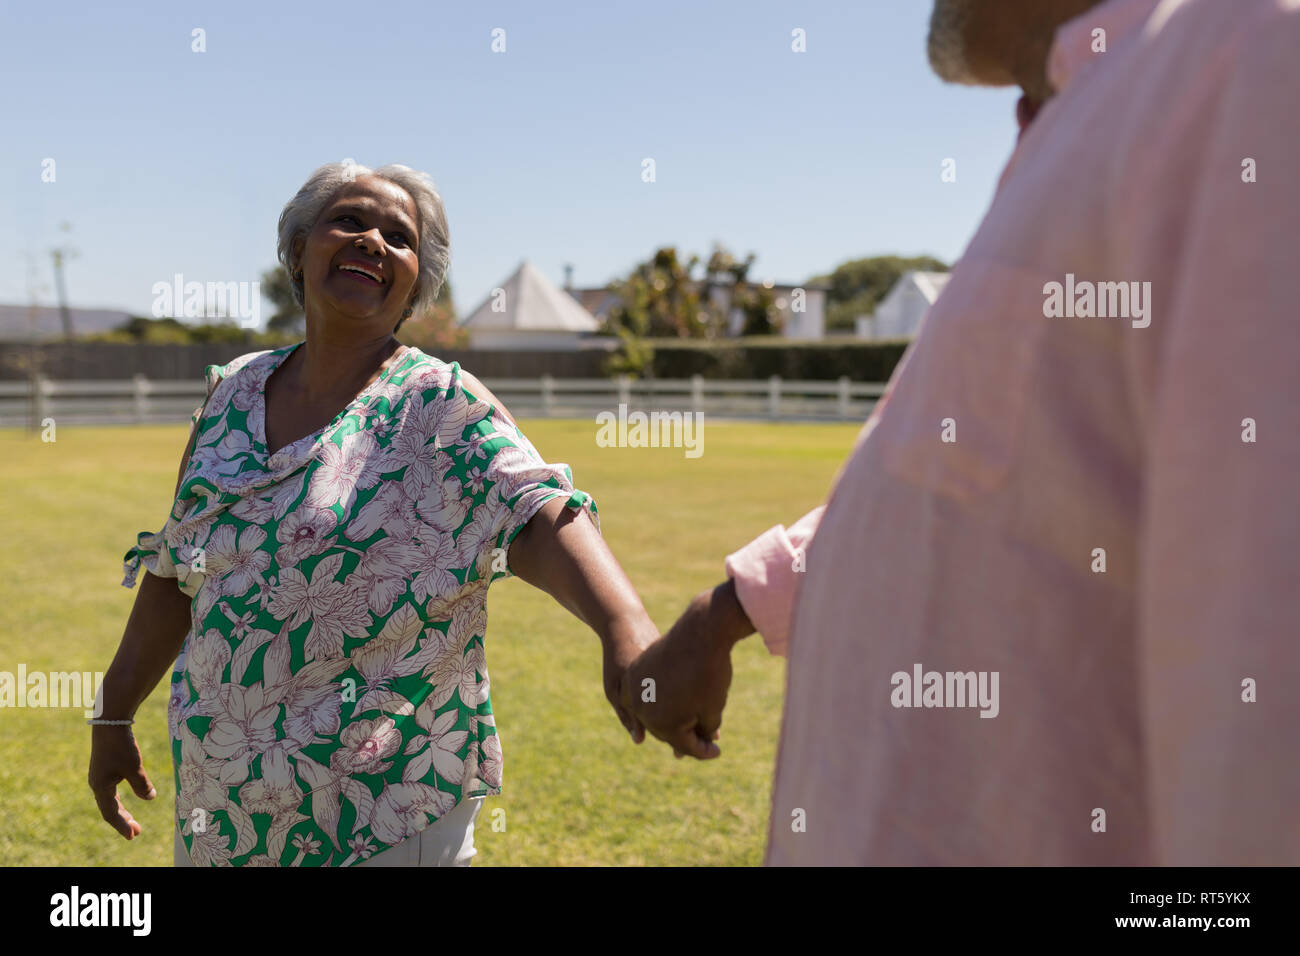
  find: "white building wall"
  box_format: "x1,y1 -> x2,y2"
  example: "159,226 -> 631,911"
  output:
468,330 -> 588,350
780,288 -> 825,339
874,284 -> 931,339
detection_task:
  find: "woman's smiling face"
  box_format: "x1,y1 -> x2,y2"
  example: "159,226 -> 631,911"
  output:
294,174 -> 421,327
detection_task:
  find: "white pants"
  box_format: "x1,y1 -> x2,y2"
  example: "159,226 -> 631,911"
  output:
173,796 -> 485,867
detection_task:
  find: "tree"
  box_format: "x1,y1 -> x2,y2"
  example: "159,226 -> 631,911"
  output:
810,254 -> 949,332
262,265 -> 303,335
396,276 -> 467,351
603,243 -> 781,340
604,247 -> 708,339
739,283 -> 780,335
702,242 -> 782,336
602,325 -> 655,378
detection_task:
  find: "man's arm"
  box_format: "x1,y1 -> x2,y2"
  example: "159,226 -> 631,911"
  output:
723,505 -> 826,656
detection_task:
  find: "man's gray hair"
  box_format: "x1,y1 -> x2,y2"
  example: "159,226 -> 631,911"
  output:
276,161 -> 451,322
927,0 -> 979,85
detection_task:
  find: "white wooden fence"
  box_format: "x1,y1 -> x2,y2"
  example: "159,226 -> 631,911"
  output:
0,374 -> 886,428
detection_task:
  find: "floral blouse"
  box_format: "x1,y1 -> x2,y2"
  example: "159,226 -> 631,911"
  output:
121,342 -> 598,866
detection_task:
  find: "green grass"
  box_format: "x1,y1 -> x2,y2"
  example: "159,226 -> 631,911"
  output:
0,418 -> 858,866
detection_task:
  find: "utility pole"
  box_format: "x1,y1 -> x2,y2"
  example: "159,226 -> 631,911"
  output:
51,222 -> 77,341
25,254 -> 49,434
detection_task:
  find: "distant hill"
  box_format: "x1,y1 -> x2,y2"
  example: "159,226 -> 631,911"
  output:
0,305 -> 133,343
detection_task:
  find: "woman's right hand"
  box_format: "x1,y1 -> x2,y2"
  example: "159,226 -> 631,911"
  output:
89,725 -> 157,840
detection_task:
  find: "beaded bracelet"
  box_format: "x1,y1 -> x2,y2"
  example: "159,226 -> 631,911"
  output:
87,719 -> 134,726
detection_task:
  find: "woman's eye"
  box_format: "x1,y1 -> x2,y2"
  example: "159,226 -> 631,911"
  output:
337,214 -> 360,226
388,234 -> 410,246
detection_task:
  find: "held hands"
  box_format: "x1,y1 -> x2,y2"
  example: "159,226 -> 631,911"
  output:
618,579 -> 756,760
508,501 -> 753,759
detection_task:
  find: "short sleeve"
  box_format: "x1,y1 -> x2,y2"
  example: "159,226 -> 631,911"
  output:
190,362 -> 227,428
450,364 -> 599,584
122,361 -> 227,589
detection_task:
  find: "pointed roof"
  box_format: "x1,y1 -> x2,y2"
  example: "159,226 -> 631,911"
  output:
461,260 -> 600,333
908,271 -> 951,304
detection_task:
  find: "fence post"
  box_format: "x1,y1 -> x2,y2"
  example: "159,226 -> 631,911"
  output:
31,374 -> 49,433
541,375 -> 554,417
691,375 -> 704,417
617,374 -> 631,412
768,375 -> 781,419
838,376 -> 851,419
134,373 -> 149,423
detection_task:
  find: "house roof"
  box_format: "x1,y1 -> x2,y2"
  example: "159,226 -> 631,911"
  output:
569,287 -> 620,320
461,261 -> 600,333
908,271 -> 952,304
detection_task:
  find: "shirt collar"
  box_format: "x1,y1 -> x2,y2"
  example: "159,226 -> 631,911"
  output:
1046,0 -> 1165,95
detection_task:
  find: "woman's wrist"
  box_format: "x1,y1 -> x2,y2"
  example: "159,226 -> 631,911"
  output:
93,668 -> 142,724
599,605 -> 658,649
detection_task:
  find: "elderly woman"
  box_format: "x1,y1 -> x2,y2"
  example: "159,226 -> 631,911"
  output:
89,161 -> 661,867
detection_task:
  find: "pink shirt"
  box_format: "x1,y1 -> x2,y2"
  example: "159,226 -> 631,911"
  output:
726,0 -> 1300,865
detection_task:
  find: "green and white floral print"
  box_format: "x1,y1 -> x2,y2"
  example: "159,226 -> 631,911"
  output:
122,342 -> 597,866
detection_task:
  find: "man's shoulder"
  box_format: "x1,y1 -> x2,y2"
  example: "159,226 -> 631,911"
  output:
1141,0 -> 1296,72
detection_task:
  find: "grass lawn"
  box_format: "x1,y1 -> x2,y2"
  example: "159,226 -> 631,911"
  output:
0,417 -> 859,866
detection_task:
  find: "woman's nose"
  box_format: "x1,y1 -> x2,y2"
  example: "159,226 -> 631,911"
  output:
354,230 -> 387,255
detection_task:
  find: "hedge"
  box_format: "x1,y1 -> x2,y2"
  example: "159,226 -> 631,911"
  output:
642,336 -> 911,382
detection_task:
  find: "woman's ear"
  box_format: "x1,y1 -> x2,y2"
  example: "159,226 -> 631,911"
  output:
290,236 -> 305,276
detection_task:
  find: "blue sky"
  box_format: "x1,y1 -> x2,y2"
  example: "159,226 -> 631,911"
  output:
0,0 -> 1021,322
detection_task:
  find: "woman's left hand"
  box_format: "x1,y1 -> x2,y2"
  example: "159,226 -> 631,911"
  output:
601,616 -> 658,744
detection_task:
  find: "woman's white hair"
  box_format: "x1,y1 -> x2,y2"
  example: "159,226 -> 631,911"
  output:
276,161 -> 450,328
